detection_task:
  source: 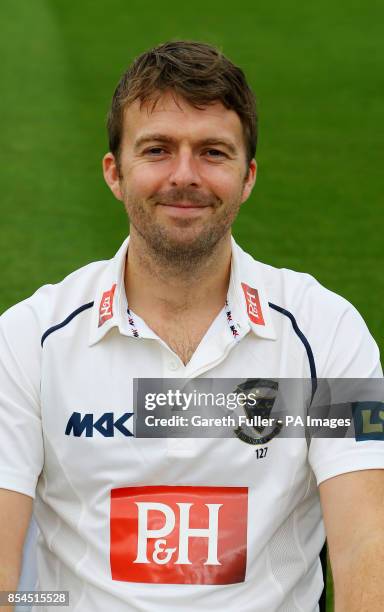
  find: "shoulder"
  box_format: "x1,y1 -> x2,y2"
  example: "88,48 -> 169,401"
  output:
262,261 -> 354,325
243,250 -> 381,377
0,259 -> 108,348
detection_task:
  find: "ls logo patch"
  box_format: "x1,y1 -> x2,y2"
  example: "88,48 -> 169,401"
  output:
110,485 -> 248,584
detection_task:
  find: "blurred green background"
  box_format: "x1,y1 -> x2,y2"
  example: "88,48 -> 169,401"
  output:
1,1 -> 383,608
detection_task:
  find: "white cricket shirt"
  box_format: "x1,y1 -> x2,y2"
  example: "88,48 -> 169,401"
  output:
0,236 -> 383,612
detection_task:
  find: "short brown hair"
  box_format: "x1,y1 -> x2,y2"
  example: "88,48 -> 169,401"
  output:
107,40 -> 257,168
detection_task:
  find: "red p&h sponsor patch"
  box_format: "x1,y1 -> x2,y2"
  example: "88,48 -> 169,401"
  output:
98,284 -> 117,327
110,485 -> 248,584
241,283 -> 265,326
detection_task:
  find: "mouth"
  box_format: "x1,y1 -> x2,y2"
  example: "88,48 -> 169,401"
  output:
158,201 -> 210,209
156,201 -> 212,218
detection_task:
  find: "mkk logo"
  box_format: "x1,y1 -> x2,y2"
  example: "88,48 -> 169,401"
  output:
110,485 -> 248,584
98,283 -> 117,327
65,412 -> 133,437
241,283 -> 265,326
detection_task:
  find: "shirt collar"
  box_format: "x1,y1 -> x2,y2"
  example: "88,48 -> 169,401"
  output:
89,237 -> 130,346
89,235 -> 276,346
227,236 -> 276,340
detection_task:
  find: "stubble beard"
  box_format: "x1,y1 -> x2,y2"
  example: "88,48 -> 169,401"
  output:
123,187 -> 242,272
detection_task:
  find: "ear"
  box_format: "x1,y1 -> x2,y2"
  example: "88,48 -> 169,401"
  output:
241,159 -> 257,203
102,152 -> 123,201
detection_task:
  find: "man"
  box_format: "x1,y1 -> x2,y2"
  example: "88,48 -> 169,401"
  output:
0,41 -> 383,612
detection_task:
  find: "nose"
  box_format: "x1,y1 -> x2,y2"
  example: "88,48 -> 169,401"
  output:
168,149 -> 202,188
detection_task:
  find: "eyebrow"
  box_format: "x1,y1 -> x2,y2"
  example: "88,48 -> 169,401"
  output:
134,133 -> 238,156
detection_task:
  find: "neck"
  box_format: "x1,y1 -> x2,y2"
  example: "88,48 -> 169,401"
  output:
125,229 -> 232,316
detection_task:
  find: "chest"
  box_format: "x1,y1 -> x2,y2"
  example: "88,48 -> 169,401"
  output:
40,325 -> 311,491
40,352 -> 311,549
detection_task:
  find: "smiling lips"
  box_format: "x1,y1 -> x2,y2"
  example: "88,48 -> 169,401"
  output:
157,202 -> 211,217
159,201 -> 210,208
152,187 -> 219,210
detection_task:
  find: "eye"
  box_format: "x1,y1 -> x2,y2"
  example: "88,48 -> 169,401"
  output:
144,147 -> 167,156
205,149 -> 227,158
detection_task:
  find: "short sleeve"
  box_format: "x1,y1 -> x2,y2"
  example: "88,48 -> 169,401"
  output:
0,301 -> 44,498
308,303 -> 384,485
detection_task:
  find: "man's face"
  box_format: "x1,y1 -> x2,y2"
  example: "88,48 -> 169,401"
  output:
103,90 -> 257,263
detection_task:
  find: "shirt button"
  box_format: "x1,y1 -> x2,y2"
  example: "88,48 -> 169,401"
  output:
168,360 -> 180,371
